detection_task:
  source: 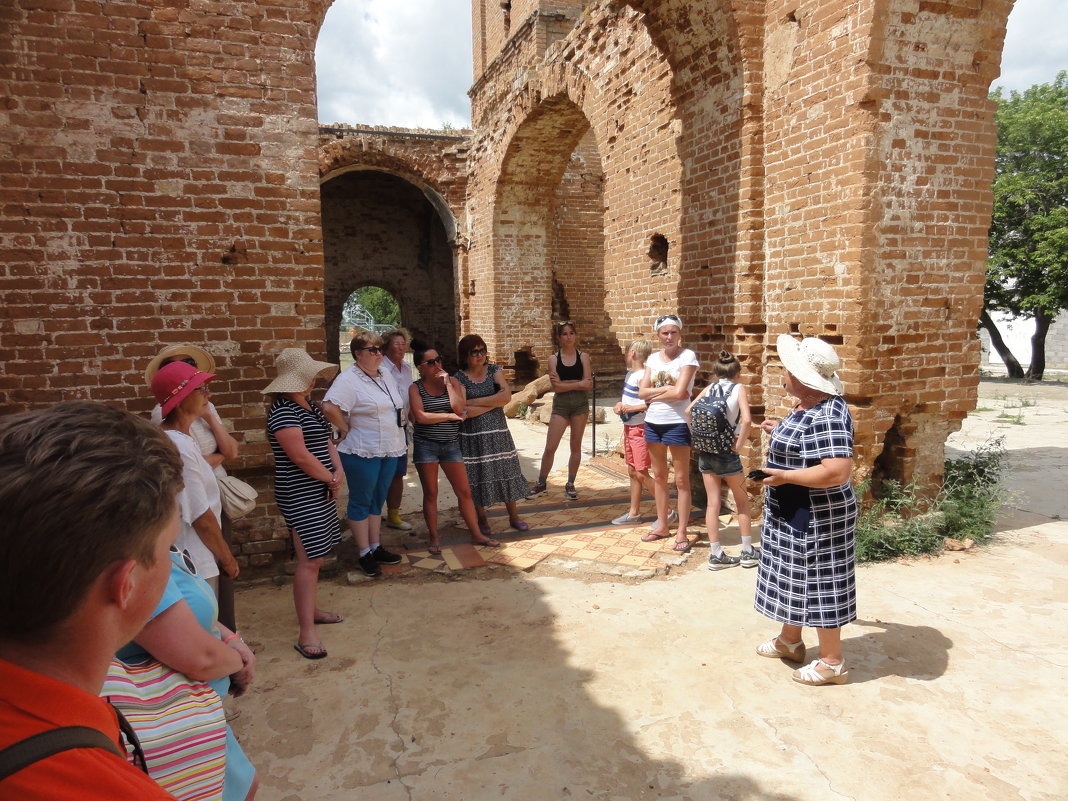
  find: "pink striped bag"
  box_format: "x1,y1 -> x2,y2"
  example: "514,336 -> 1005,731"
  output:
102,658 -> 227,801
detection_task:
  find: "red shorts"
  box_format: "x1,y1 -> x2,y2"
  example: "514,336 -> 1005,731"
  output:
623,424 -> 651,472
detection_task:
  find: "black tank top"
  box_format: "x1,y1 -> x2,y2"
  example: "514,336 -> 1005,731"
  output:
555,351 -> 584,381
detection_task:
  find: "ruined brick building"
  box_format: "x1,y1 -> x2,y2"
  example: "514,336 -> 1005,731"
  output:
1,0 -> 1013,568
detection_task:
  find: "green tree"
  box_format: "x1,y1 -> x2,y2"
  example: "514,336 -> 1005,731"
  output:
984,72 -> 1068,380
342,286 -> 400,330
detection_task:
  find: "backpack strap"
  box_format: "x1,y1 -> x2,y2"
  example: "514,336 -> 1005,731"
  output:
0,726 -> 122,782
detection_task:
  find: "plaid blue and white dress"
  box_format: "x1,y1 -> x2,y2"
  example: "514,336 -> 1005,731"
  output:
754,395 -> 857,628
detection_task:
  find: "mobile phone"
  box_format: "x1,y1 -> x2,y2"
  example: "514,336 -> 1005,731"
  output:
747,469 -> 771,482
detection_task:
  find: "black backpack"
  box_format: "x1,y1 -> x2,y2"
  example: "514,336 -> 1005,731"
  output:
690,382 -> 739,454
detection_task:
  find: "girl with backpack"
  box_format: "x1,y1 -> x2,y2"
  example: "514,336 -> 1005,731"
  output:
686,350 -> 756,570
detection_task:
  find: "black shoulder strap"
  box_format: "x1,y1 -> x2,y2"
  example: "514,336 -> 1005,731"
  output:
0,726 -> 122,782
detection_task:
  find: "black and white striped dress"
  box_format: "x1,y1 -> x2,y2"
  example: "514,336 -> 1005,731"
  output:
267,397 -> 342,559
754,395 -> 857,628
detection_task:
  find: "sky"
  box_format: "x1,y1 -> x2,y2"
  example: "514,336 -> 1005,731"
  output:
315,0 -> 1067,129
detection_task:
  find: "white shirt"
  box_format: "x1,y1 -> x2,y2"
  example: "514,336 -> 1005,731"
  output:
151,402 -> 228,480
644,349 -> 699,425
383,357 -> 413,414
324,366 -> 407,458
164,430 -> 223,580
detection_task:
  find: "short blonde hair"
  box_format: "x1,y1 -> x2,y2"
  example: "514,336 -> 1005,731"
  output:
349,329 -> 383,358
627,339 -> 654,364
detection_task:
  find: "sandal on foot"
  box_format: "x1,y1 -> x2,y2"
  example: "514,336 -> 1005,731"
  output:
756,637 -> 806,662
427,544 -> 442,556
642,531 -> 670,542
792,658 -> 848,686
509,520 -> 530,532
294,643 -> 327,660
478,522 -> 492,536
313,612 -> 343,625
672,539 -> 691,552
474,538 -> 501,547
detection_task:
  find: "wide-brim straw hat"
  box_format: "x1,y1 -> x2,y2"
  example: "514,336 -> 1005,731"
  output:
776,334 -> 844,396
152,361 -> 216,418
145,344 -> 216,384
262,348 -> 338,394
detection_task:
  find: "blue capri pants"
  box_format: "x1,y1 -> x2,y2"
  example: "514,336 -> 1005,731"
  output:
340,452 -> 399,521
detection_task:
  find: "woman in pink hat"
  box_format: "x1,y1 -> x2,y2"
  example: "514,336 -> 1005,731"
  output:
151,361 -> 239,584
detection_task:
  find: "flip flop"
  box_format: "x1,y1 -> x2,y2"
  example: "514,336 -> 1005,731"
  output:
641,531 -> 670,542
314,612 -> 343,625
294,643 -> 327,660
509,520 -> 530,532
478,523 -> 493,536
474,538 -> 502,547
672,539 -> 691,553
428,544 -> 442,555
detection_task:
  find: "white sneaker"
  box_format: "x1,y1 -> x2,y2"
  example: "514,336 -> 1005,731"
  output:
611,512 -> 642,526
385,518 -> 412,531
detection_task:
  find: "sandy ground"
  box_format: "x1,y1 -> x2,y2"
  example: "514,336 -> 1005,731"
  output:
228,379 -> 1068,801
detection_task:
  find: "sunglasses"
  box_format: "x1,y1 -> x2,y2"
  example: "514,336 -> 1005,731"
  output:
469,347 -> 487,356
356,346 -> 382,355
169,545 -> 198,576
655,314 -> 681,327
420,357 -> 443,366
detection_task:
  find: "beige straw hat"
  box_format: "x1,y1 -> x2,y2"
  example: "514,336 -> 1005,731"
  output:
776,334 -> 844,396
262,348 -> 338,394
144,344 -> 216,384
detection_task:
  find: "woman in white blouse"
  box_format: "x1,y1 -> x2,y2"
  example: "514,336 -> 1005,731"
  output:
322,330 -> 406,578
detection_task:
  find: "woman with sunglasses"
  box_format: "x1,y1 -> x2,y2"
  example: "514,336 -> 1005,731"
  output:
322,330 -> 406,578
454,334 -> 531,536
638,313 -> 699,551
408,340 -> 499,551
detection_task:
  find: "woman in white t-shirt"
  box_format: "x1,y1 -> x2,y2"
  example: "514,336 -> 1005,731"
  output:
638,314 -> 699,551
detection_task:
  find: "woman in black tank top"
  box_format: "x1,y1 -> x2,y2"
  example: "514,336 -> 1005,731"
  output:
408,341 -> 499,553
531,321 -> 593,501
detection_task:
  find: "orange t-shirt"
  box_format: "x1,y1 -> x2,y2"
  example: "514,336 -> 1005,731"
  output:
0,658 -> 176,800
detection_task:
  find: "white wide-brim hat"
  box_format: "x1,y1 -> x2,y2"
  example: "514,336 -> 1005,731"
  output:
262,348 -> 338,394
145,344 -> 216,384
776,334 -> 844,396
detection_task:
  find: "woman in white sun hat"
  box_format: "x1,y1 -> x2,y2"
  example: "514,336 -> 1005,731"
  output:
264,348 -> 343,660
752,334 -> 857,686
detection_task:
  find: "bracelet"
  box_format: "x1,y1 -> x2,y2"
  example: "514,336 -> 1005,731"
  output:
223,632 -> 240,645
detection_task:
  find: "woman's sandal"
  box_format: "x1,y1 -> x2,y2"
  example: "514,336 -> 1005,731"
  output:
792,658 -> 848,686
313,612 -> 343,625
672,538 -> 691,552
756,637 -> 806,662
294,643 -> 327,660
473,538 -> 501,547
427,544 -> 443,556
641,531 -> 670,542
478,522 -> 493,536
509,520 -> 530,532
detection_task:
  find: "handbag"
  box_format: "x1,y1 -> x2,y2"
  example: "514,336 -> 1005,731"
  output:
102,658 -> 227,801
218,474 -> 258,519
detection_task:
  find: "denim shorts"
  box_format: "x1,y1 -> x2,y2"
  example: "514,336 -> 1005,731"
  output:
412,436 -> 463,465
644,421 -> 692,447
698,450 -> 743,477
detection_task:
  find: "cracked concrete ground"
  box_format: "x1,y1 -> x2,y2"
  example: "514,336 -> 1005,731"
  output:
229,379 -> 1068,801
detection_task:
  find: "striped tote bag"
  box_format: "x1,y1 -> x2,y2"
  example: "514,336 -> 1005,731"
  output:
102,658 -> 227,801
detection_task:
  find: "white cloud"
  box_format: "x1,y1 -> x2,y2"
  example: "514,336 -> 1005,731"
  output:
994,0 -> 1067,93
315,0 -> 473,128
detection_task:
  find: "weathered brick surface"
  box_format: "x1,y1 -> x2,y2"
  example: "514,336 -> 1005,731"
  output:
0,0 -> 1014,569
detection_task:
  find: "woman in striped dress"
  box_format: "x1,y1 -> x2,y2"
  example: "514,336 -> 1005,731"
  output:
264,348 -> 343,661
753,335 -> 857,686
408,341 -> 498,552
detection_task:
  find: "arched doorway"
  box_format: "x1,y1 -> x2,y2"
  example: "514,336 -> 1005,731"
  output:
321,169 -> 458,363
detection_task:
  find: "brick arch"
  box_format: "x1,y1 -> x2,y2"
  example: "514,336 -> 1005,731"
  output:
473,3 -> 685,376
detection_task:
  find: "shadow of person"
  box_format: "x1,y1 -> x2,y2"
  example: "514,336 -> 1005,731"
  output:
845,618 -> 953,683
233,570 -> 808,801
